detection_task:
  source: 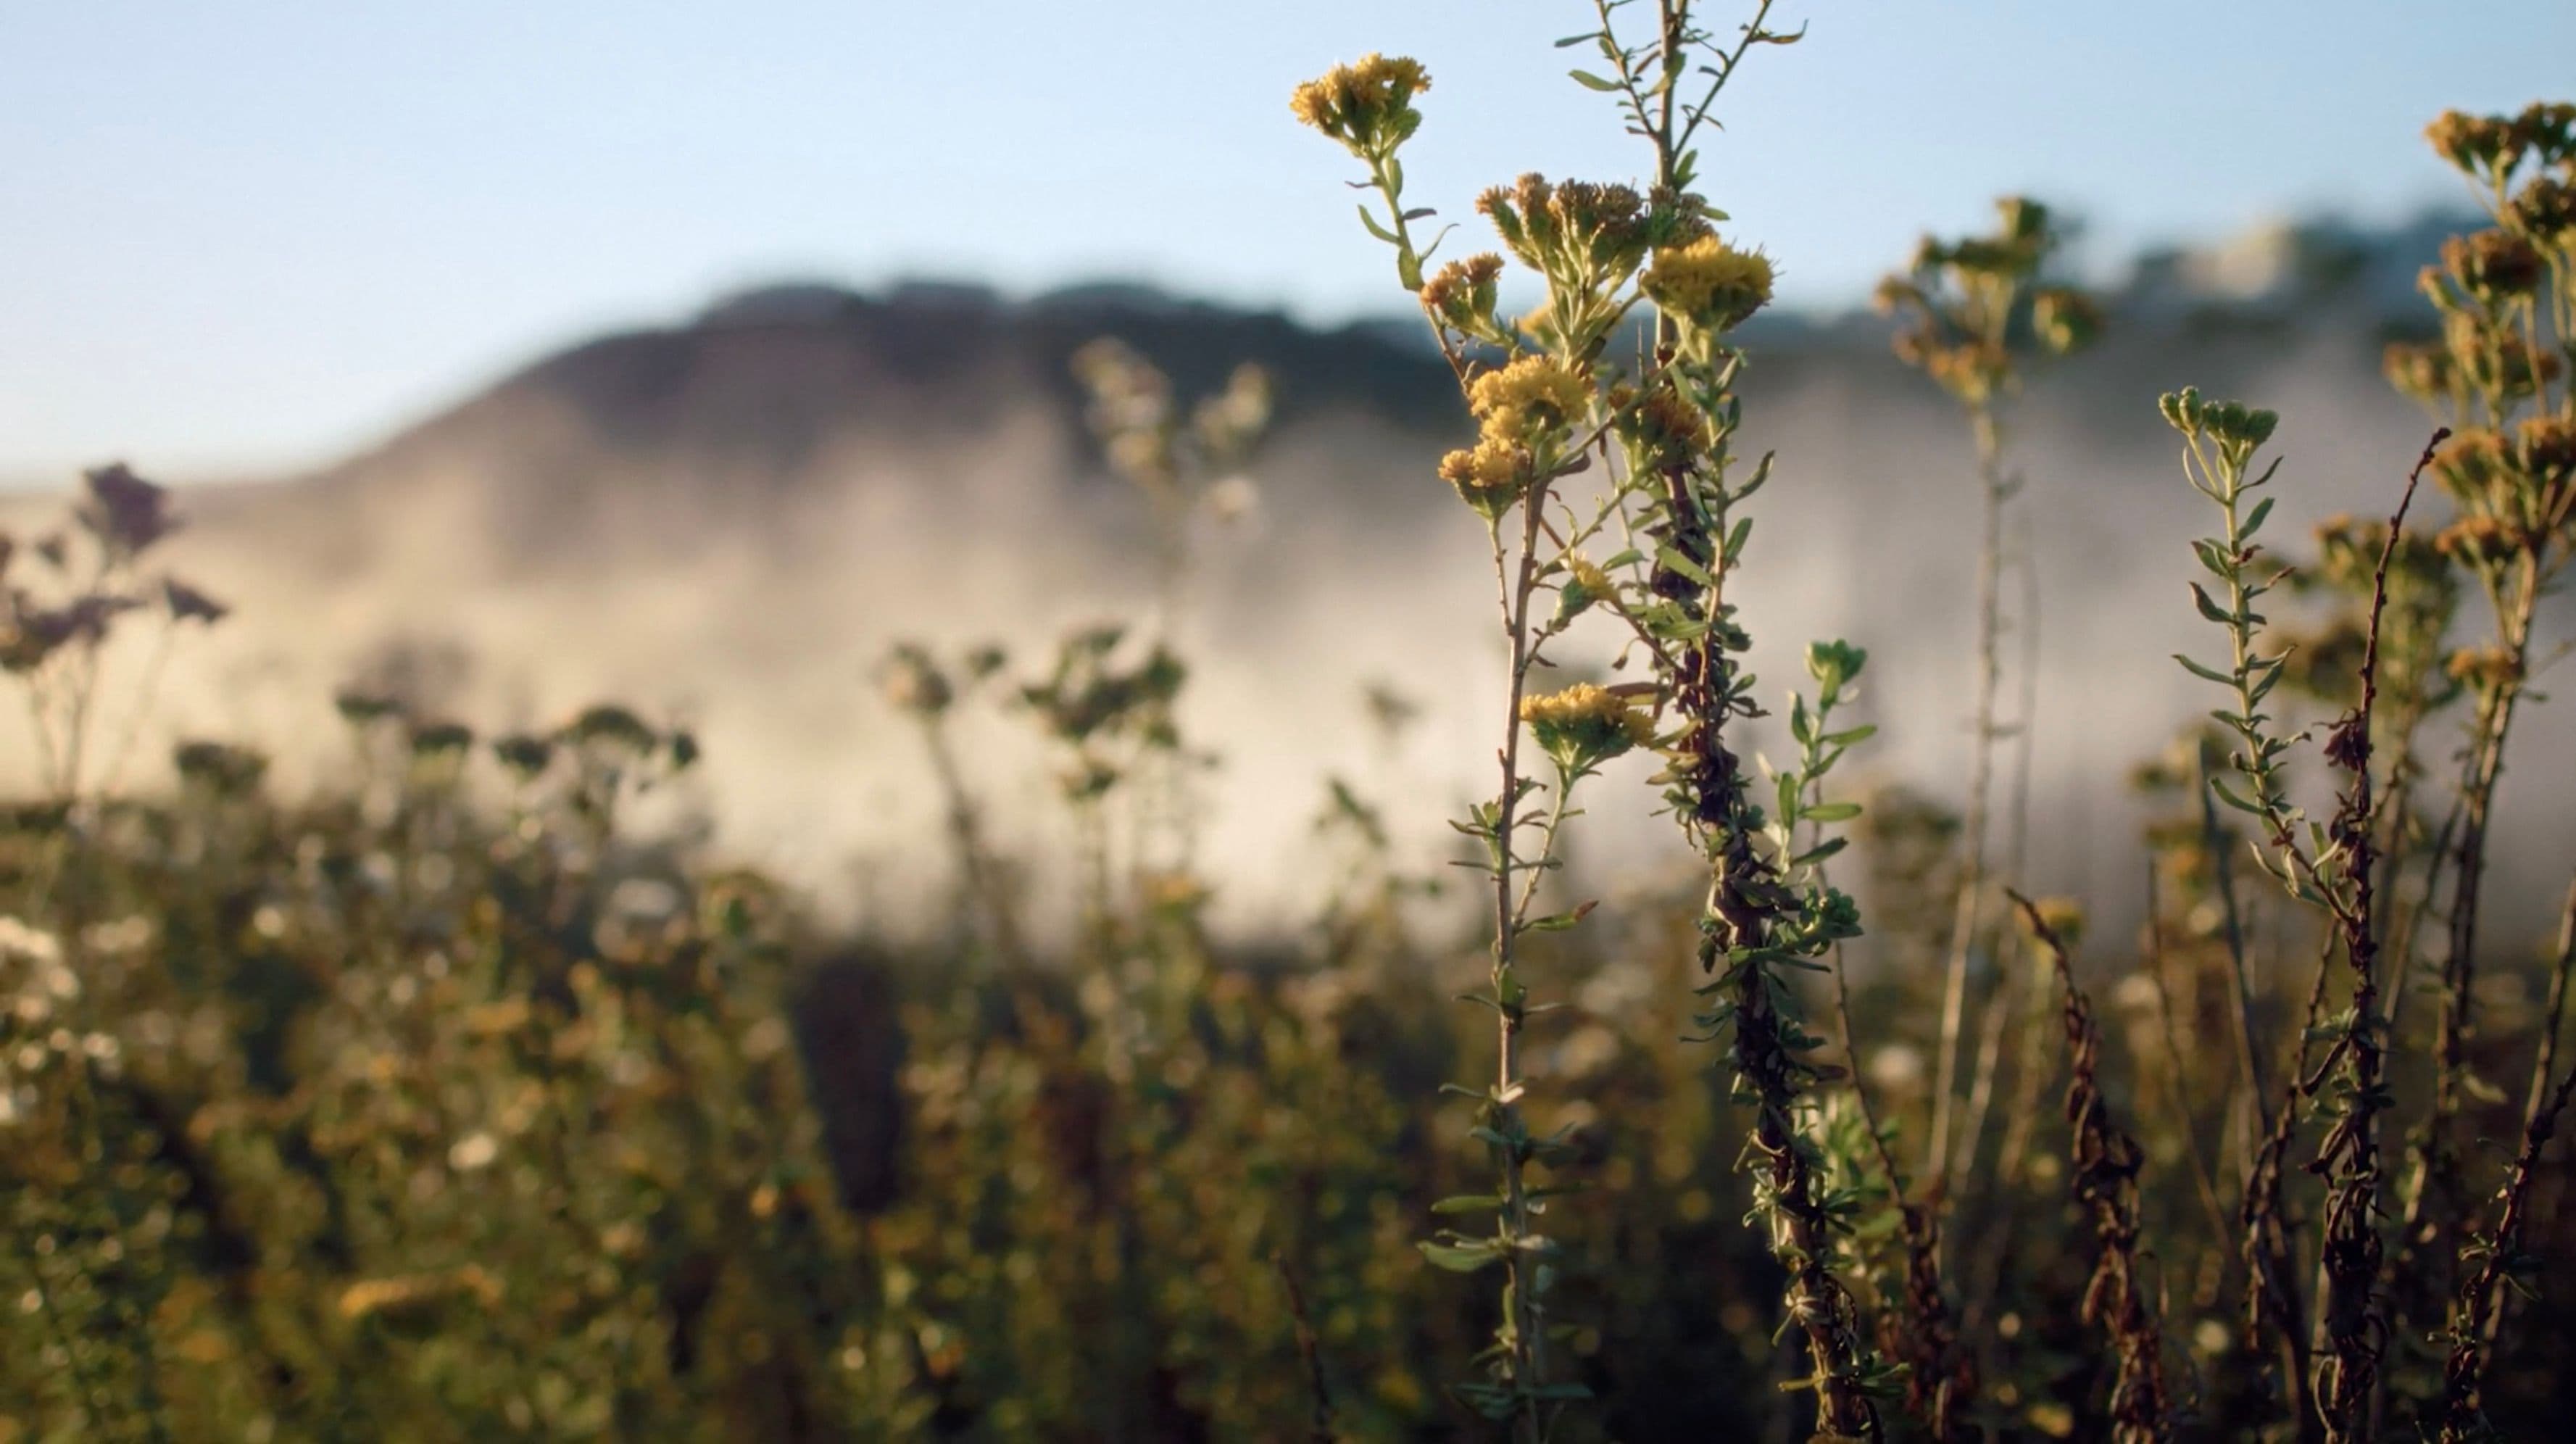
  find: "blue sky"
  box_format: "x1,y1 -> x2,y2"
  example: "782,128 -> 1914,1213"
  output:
4,1 -> 2570,479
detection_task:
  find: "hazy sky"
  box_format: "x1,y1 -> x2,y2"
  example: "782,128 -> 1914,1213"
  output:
4,1 -> 2570,480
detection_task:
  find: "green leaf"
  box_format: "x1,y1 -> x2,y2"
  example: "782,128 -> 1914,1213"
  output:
2188,581 -> 2234,626
1430,1194 -> 1503,1216
2173,652 -> 2235,686
1568,69 -> 1622,91
1519,900 -> 1598,934
1417,1241 -> 1500,1273
1657,544 -> 1713,588
2208,773 -> 2264,817
1803,802 -> 1861,823
2243,495 -> 2275,539
1356,204 -> 1400,245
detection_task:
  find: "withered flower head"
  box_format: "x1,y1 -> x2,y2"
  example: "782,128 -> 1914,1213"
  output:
563,702 -> 657,752
879,644 -> 954,715
163,577 -> 229,625
2382,339 -> 2455,404
173,740 -> 269,796
2509,174 -> 2576,242
79,463 -> 178,558
2446,644 -> 2522,693
409,721 -> 475,757
2426,109 -> 2525,175
2442,229 -> 2543,302
2031,286 -> 2103,354
2435,514 -> 2522,565
2432,427 -> 2512,506
1419,253 -> 1505,334
492,733 -> 555,778
2517,415 -> 2576,481
333,689 -> 402,726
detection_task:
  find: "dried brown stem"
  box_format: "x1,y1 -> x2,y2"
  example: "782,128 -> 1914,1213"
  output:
2011,889 -> 2169,1443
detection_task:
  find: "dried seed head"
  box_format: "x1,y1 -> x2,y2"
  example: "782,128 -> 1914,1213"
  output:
2445,644 -> 2522,692
2382,340 -> 2454,404
2426,109 -> 2525,176
78,463 -> 178,559
2436,515 -> 2522,565
2442,229 -> 2543,302
2032,286 -> 2103,354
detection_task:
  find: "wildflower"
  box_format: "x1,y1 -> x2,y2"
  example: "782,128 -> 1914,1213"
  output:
1615,386 -> 1714,470
1437,438 -> 1527,518
2509,174 -> 2575,243
2382,340 -> 2454,404
410,721 -> 473,758
173,741 -> 269,795
563,703 -> 655,752
2158,386 -> 2277,460
1519,682 -> 1653,773
1640,235 -> 1775,332
2436,515 -> 2521,566
333,690 -> 401,726
2446,644 -> 2522,692
77,462 -> 178,557
2426,109 -> 2525,175
1466,355 -> 1590,445
1420,254 -> 1505,336
491,733 -> 554,778
1289,53 -> 1430,160
1478,174 -> 1650,278
1556,555 -> 1613,621
2442,229 -> 2543,302
2032,286 -> 2103,354
2432,428 -> 2512,506
2517,415 -> 2576,481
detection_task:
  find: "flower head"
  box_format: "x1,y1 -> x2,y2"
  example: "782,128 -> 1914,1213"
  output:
1437,438 -> 1528,519
1467,355 -> 1590,447
1640,235 -> 1774,332
1519,682 -> 1653,773
1289,53 -> 1430,159
2158,386 -> 2277,460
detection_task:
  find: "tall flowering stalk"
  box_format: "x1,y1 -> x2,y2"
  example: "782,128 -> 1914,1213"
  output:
1873,201 -> 2098,1200
1295,52 -> 1643,1435
1292,9 -> 1903,1435
2384,103 -> 2576,1293
2169,389 -> 2448,1440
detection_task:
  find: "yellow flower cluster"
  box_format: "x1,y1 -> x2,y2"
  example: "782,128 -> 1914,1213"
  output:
1640,235 -> 1775,332
1437,437 -> 1524,518
1519,682 -> 1654,771
2447,644 -> 2524,692
1289,53 -> 1430,158
1468,355 -> 1590,443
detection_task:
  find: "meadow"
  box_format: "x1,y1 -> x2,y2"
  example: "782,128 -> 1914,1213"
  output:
5,4 -> 2576,1440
